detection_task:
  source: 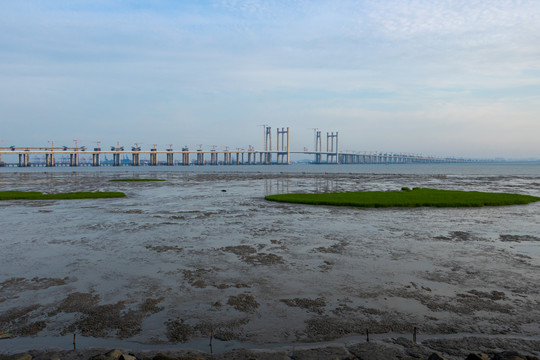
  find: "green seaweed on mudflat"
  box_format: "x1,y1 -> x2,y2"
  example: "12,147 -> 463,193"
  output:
265,188 -> 540,208
0,191 -> 126,200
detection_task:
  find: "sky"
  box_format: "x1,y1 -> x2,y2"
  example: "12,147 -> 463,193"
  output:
1,0 -> 539,159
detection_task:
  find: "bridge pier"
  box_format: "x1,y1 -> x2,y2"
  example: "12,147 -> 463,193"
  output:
197,150 -> 204,165
70,153 -> 79,167
182,148 -> 189,165
326,132 -> 339,164
92,150 -> 101,166
314,130 -> 322,164
45,154 -> 55,167
248,152 -> 256,164
132,152 -> 140,166
149,149 -> 158,166
276,127 -> 290,164
166,150 -> 174,166
210,150 -> 217,165
18,153 -> 29,167
112,153 -> 121,166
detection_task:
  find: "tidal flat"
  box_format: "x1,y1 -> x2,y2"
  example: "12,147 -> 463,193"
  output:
1,168 -> 539,358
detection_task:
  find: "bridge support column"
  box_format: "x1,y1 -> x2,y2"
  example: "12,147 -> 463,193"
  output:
182,148 -> 189,165
326,132 -> 339,164
276,127 -> 290,164
18,153 -> 29,167
197,150 -> 204,165
92,153 -> 101,166
45,154 -> 55,167
113,153 -> 121,166
166,151 -> 174,166
132,152 -> 140,166
149,149 -> 158,166
70,153 -> 79,166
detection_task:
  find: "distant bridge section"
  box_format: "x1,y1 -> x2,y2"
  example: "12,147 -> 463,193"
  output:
0,127 -> 472,167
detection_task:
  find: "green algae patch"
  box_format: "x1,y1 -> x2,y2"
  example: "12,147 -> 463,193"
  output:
109,178 -> 166,182
0,191 -> 126,200
265,188 -> 540,208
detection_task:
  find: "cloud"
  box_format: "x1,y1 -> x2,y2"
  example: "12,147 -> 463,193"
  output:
0,0 -> 539,157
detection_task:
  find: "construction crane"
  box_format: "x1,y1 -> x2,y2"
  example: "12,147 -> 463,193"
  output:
111,141 -> 124,151
48,140 -> 59,152
73,139 -> 82,151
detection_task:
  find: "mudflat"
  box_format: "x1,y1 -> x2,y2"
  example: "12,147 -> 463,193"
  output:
1,171 -> 539,358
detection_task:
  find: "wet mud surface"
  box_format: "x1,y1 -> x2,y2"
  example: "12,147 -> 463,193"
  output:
1,170 -> 540,355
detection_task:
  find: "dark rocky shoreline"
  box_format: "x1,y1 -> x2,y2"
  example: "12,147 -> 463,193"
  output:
2,337 -> 540,360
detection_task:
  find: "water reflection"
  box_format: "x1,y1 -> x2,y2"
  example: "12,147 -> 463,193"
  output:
314,177 -> 338,193
264,177 -> 342,195
264,178 -> 290,195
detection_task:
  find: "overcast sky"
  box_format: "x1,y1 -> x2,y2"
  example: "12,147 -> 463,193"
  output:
1,0 -> 539,158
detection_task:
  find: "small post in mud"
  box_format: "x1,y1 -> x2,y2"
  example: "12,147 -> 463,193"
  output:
366,329 -> 369,342
413,327 -> 417,344
209,328 -> 214,354
73,333 -> 77,350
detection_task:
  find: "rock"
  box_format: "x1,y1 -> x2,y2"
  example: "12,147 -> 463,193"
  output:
393,337 -> 434,359
428,354 -> 449,360
152,355 -> 176,360
91,349 -> 128,360
348,342 -> 410,360
106,350 -> 126,360
214,349 -> 289,360
120,355 -> 137,360
493,351 -> 528,360
149,353 -> 207,360
0,354 -> 33,360
466,354 -> 490,360
291,346 -> 352,360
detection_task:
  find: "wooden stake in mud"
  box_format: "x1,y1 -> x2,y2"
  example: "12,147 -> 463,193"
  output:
366,329 -> 369,342
209,328 -> 214,354
413,327 -> 417,344
73,333 -> 77,350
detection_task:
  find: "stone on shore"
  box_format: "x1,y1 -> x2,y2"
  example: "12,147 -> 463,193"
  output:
466,354 -> 490,360
492,351 -> 540,360
347,341 -> 412,360
393,337 -> 436,359
290,345 -> 352,360
213,349 -> 289,360
90,349 -> 125,360
0,354 -> 33,360
428,353 -> 449,360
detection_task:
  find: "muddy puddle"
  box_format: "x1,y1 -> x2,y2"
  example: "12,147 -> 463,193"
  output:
1,168 -> 539,353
